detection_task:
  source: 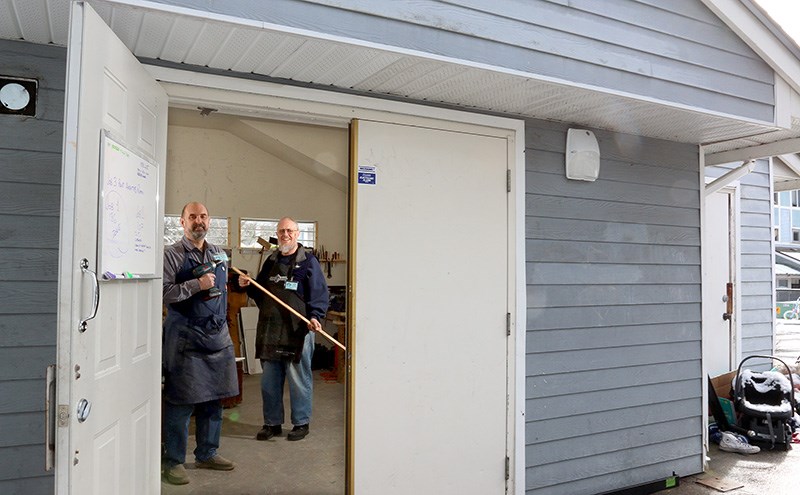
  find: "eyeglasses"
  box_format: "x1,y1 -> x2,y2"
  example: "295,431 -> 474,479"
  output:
277,228 -> 298,235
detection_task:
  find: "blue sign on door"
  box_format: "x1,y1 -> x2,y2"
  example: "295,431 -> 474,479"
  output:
358,165 -> 377,185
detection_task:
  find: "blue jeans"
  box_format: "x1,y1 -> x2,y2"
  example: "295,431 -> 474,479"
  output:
163,399 -> 222,467
261,332 -> 314,426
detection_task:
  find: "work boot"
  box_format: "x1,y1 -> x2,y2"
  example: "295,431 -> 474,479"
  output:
163,464 -> 190,485
287,424 -> 309,441
195,454 -> 235,470
256,424 -> 282,441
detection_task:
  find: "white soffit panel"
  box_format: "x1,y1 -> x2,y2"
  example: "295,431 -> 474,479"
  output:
0,1 -> 22,41
158,15 -> 205,61
108,5 -> 145,49
48,0 -> 70,45
2,0 -> 799,155
13,0 -> 50,43
134,10 -> 175,58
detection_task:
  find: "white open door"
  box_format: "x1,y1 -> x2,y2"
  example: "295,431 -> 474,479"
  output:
56,2 -> 167,493
350,119 -> 510,493
703,189 -> 736,377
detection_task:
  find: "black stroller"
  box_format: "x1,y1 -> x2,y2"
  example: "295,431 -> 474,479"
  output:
731,355 -> 798,450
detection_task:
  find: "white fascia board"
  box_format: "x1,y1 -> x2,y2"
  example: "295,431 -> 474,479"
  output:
700,0 -> 800,97
705,138 -> 800,165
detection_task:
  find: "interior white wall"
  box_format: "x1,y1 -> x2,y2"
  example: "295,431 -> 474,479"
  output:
164,119 -> 348,286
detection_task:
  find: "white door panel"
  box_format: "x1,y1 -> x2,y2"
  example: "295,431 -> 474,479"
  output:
58,3 -> 167,493
704,190 -> 735,377
352,120 -> 509,494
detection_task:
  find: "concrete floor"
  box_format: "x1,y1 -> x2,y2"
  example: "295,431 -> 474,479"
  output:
654,441 -> 800,495
161,371 -> 346,495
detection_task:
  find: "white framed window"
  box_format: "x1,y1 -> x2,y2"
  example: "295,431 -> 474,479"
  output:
240,218 -> 317,249
164,214 -> 230,247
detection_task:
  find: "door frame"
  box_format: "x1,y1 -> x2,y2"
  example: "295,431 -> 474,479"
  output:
700,173 -> 742,461
111,65 -> 526,492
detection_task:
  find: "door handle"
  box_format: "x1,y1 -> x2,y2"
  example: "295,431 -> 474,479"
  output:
45,364 -> 56,471
76,398 -> 92,423
79,258 -> 99,333
722,282 -> 733,322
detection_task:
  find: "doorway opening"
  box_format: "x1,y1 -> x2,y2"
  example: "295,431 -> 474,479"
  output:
160,107 -> 349,494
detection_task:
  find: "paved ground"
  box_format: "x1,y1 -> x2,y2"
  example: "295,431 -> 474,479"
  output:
654,442 -> 800,495
775,320 -> 800,365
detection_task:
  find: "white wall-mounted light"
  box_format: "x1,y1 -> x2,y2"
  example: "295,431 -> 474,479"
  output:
566,128 -> 600,181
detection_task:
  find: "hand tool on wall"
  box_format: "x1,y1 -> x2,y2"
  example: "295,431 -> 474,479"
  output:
231,266 -> 346,351
256,236 -> 278,269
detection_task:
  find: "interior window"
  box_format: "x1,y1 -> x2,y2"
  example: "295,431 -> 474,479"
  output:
240,218 -> 317,249
164,214 -> 230,246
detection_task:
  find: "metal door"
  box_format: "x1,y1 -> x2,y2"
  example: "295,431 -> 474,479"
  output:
350,119 -> 510,493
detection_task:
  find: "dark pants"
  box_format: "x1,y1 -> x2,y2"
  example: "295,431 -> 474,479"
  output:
162,399 -> 222,467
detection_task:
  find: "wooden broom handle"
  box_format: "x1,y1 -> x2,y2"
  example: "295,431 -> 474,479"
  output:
231,266 -> 346,351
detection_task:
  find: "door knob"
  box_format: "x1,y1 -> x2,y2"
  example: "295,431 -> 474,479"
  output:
76,398 -> 92,423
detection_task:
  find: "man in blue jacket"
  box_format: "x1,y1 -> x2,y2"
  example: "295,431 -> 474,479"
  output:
162,202 -> 238,485
240,217 -> 329,442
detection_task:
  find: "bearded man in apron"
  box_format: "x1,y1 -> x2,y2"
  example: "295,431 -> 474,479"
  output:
162,202 -> 238,485
239,217 -> 329,442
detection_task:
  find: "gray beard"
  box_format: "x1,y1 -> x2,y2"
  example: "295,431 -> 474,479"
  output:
279,243 -> 295,254
189,228 -> 207,241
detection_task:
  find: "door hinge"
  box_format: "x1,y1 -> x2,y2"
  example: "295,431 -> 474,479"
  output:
506,169 -> 511,193
506,312 -> 511,336
505,456 -> 510,480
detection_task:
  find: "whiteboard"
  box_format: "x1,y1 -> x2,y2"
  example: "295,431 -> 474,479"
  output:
98,132 -> 160,279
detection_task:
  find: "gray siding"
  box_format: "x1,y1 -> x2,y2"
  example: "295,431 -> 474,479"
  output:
149,0 -> 774,122
525,119 -> 703,494
705,160 -> 774,358
0,39 -> 64,492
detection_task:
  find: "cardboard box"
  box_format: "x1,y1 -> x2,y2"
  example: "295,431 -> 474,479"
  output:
710,370 -> 737,401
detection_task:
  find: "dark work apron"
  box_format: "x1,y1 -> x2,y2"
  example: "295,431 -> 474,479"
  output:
255,249 -> 309,363
162,246 -> 238,405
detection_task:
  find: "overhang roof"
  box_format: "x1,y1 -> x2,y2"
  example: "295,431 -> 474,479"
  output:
776,263 -> 800,276
3,0 -> 800,161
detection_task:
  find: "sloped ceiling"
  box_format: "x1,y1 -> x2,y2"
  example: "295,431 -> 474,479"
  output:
169,108 -> 348,191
